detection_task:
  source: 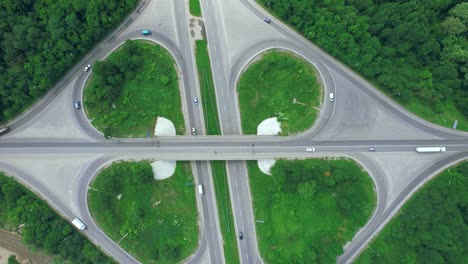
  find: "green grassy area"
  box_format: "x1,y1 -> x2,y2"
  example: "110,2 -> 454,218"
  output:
195,40 -> 221,135
88,161 -> 198,263
248,159 -> 376,263
237,51 -> 321,135
189,0 -> 202,17
211,161 -> 240,264
84,40 -> 184,138
356,161 -> 468,263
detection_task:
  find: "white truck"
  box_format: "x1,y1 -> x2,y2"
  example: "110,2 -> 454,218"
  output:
416,147 -> 446,153
198,184 -> 204,196
72,218 -> 87,230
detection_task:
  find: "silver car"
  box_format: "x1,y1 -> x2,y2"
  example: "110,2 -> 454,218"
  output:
74,101 -> 81,109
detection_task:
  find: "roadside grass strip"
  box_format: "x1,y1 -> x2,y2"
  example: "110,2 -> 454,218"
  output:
189,0 -> 202,17
84,40 -> 184,138
88,161 -> 198,264
248,159 -> 376,263
237,51 -> 321,135
195,40 -> 221,135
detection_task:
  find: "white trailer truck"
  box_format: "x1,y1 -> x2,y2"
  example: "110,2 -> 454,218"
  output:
416,147 -> 446,153
72,218 -> 87,230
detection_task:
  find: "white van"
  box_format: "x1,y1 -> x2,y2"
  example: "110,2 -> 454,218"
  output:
72,218 -> 87,230
198,184 -> 204,196
329,93 -> 334,102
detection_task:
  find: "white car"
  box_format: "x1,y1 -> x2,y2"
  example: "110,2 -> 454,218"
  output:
74,101 -> 81,109
194,97 -> 198,104
306,147 -> 316,152
84,64 -> 92,72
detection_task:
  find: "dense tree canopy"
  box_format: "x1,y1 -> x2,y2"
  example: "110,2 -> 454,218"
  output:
259,0 -> 468,119
0,173 -> 114,263
357,161 -> 468,263
0,0 -> 138,122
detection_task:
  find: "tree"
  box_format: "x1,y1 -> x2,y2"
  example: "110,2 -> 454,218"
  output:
103,126 -> 113,139
160,244 -> 180,260
1,181 -> 24,208
7,255 -> 19,264
297,180 -> 317,200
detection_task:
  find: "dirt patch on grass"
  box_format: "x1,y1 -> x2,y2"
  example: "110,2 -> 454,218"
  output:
0,229 -> 53,264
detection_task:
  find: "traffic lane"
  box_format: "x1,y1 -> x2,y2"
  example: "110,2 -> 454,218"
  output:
201,0 -> 262,261
186,161 -> 210,264
1,137 -> 467,147
337,152 -> 468,263
173,0 -> 206,135
196,161 -> 225,263
1,141 -> 467,156
174,0 -> 225,262
227,161 -> 263,264
200,0 -> 235,134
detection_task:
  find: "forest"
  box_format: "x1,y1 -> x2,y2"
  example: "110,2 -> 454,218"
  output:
356,161 -> 467,263
259,0 -> 467,125
0,173 -> 114,263
0,0 -> 138,122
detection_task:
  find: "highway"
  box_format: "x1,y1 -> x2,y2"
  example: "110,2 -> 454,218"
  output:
173,0 -> 226,261
1,138 -> 468,156
0,0 -> 468,263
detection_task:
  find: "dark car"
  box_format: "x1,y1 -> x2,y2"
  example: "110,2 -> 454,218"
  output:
239,232 -> 243,240
263,17 -> 271,24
